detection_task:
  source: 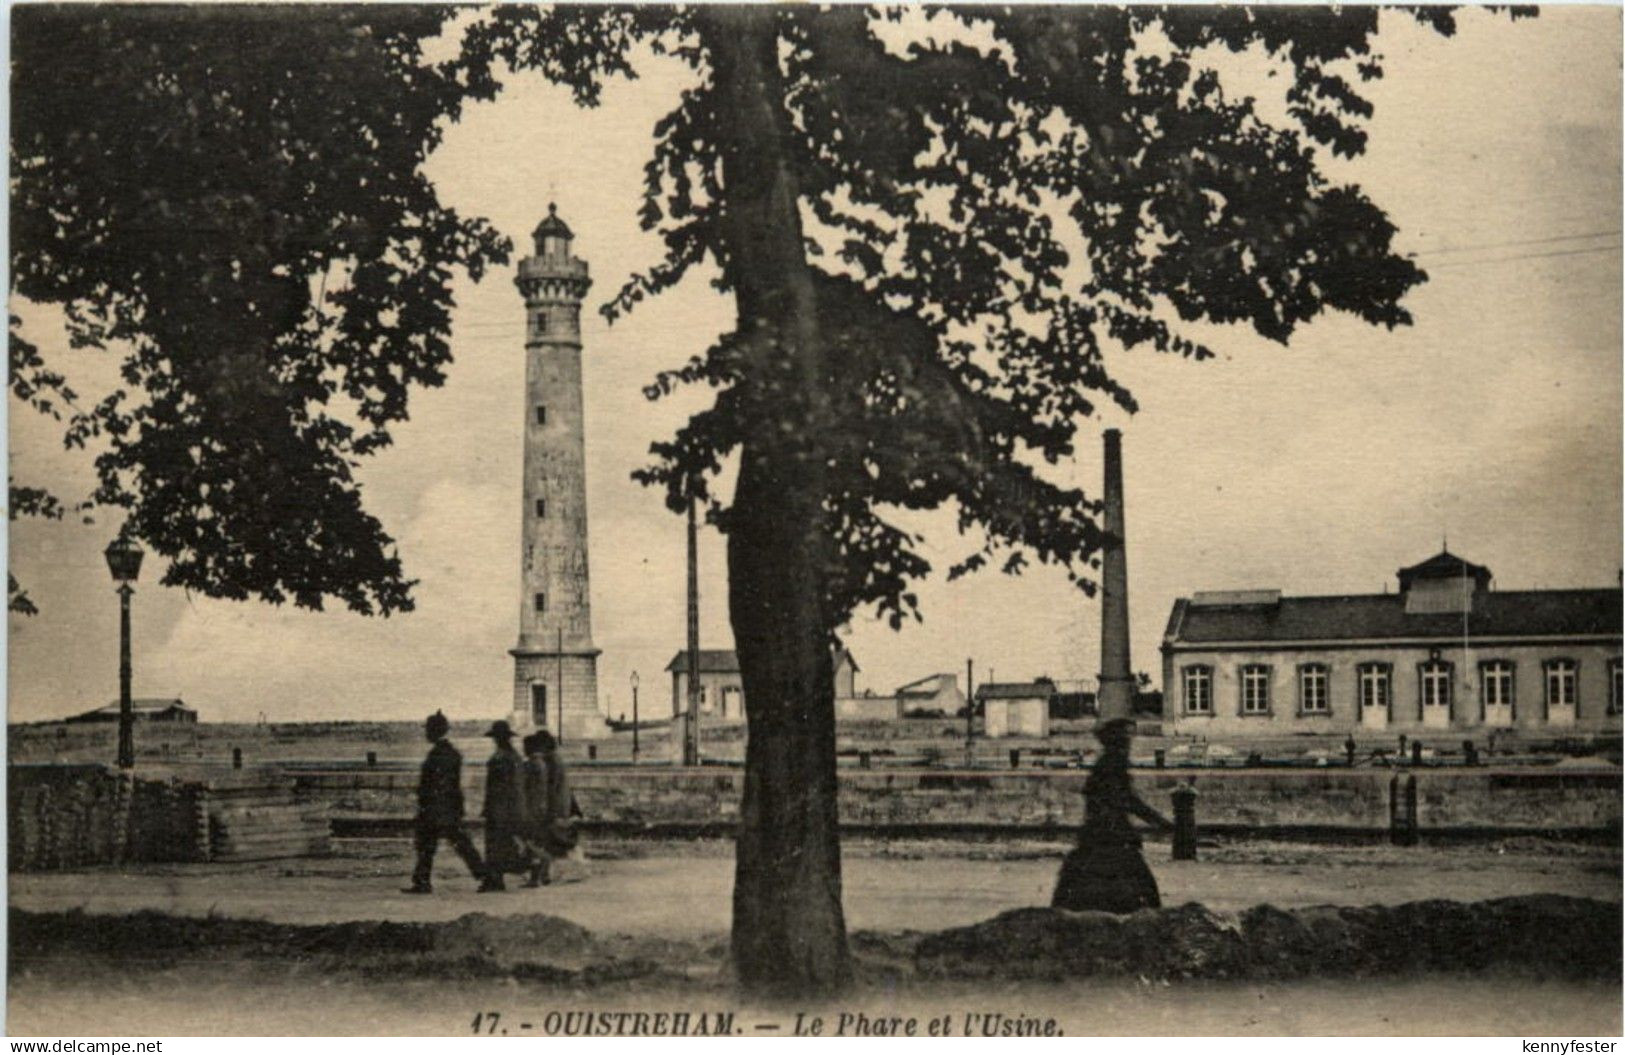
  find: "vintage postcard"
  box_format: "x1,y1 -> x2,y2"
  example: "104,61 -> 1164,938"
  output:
7,2 -> 1621,1040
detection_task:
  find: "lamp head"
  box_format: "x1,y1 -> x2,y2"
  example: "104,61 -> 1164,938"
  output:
103,536 -> 144,584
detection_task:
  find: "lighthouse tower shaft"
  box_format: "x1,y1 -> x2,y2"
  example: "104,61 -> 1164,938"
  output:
509,206 -> 600,740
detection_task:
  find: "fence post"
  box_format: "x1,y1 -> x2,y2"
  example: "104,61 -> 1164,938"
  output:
1388,773 -> 1404,846
366,751 -> 377,768
1404,773 -> 1419,846
1154,748 -> 1166,769
1172,783 -> 1198,861
232,746 -> 243,770
1411,740 -> 1423,767
1008,748 -> 1021,769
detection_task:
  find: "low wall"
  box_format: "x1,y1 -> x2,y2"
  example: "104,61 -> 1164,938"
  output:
293,764 -> 1622,837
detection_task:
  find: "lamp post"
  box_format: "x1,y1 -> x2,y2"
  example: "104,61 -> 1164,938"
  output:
103,536 -> 144,769
630,670 -> 641,763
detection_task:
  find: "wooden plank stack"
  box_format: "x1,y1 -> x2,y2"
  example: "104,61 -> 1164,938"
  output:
8,765 -> 203,869
8,764 -> 331,869
206,769 -> 330,862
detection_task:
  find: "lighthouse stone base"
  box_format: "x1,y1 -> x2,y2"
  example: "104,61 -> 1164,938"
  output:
510,648 -> 603,742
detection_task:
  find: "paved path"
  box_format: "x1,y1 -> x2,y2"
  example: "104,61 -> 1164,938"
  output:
10,841 -> 1618,938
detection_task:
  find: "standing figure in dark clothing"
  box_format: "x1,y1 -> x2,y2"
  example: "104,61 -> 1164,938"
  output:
520,732 -> 548,886
404,711 -> 496,894
481,721 -> 528,889
521,730 -> 578,887
1052,718 -> 1173,914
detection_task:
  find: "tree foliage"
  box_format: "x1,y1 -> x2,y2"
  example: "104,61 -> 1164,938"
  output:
456,4 -> 1522,995
463,4 -> 1480,632
10,4 -> 509,613
10,2 -> 1519,996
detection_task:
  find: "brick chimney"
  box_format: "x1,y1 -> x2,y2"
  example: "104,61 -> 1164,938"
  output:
1097,428 -> 1133,722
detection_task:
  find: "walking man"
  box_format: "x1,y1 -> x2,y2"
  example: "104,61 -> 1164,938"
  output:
404,711 -> 497,894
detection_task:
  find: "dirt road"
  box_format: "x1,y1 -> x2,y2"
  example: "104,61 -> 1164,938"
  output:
9,837 -> 1617,938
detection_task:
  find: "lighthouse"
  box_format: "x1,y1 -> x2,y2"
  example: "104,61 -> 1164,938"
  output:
509,204 -> 601,740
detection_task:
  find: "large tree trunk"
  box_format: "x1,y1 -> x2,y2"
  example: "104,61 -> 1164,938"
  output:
700,8 -> 853,997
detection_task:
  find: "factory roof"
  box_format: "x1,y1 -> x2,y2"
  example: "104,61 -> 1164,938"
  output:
1165,588 -> 1621,647
1397,549 -> 1493,590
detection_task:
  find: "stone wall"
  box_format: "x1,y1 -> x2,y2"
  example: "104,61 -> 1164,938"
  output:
294,764 -> 1622,836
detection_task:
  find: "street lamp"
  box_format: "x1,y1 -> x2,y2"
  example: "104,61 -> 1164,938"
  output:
630,671 -> 641,763
103,535 -> 144,769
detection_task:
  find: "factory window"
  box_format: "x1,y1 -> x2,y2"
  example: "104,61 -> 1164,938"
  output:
531,684 -> 547,726
1358,663 -> 1390,718
1239,665 -> 1271,715
535,498 -> 546,518
1544,658 -> 1577,715
535,405 -> 547,426
1481,660 -> 1515,714
1298,664 -> 1329,715
1420,660 -> 1453,717
1181,666 -> 1212,715
1611,658 -> 1622,716
534,592 -> 546,614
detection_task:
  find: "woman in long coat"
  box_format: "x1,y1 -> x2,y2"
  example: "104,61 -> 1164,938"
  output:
1052,717 -> 1172,913
521,730 -> 577,887
481,721 -> 528,887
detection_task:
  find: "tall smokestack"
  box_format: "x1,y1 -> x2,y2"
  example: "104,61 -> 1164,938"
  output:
1097,428 -> 1133,722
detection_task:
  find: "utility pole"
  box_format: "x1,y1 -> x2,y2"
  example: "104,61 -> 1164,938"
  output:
630,670 -> 641,763
965,657 -> 975,767
684,494 -> 701,766
556,626 -> 565,744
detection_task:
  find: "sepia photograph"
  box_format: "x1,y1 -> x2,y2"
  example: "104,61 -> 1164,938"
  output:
6,2 -> 1622,1039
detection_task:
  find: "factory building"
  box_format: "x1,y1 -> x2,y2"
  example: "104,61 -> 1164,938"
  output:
1161,551 -> 1622,737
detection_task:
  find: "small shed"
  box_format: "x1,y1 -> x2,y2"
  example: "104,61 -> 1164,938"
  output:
976,681 -> 1053,738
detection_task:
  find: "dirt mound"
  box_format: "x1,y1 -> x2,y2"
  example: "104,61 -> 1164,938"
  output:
8,907 -> 691,989
430,911 -> 597,967
16,894 -> 1618,991
912,895 -> 1621,982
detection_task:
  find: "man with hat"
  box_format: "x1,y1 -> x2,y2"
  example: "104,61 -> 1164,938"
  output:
481,719 -> 528,889
404,710 -> 496,894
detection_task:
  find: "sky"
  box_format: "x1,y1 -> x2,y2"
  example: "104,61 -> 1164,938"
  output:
7,7 -> 1622,724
